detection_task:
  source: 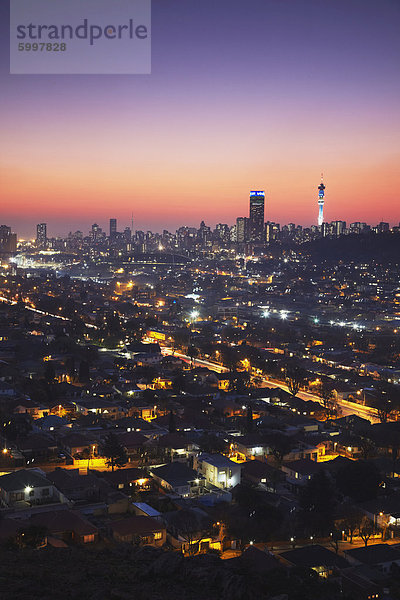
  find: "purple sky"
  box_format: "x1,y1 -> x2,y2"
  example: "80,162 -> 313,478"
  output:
1,0 -> 399,238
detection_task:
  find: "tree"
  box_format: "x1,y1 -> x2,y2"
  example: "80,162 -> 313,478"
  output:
17,525 -> 47,548
78,360 -> 90,383
285,366 -> 307,398
198,433 -> 228,455
172,372 -> 186,393
168,410 -> 176,434
358,435 -> 376,460
169,509 -> 209,556
372,382 -> 398,423
359,516 -> 374,547
44,362 -> 56,383
340,503 -> 363,544
65,356 -> 75,379
187,345 -> 198,369
318,381 -> 337,418
100,433 -> 127,472
268,434 -> 293,466
299,470 -> 337,537
328,528 -> 341,554
246,406 -> 253,433
220,346 -> 238,374
336,460 -> 381,502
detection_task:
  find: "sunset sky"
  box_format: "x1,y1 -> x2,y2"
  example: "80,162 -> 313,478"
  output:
1,0 -> 399,238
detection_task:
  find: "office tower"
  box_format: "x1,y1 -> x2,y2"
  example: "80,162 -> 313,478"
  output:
350,222 -> 368,234
377,222 -> 389,233
331,220 -> 346,237
36,223 -> 47,248
109,218 -> 117,239
215,223 -> 230,243
236,217 -> 249,243
321,222 -> 331,237
317,175 -> 326,226
249,191 -> 265,242
90,223 -> 104,243
0,225 -> 17,254
265,221 -> 280,243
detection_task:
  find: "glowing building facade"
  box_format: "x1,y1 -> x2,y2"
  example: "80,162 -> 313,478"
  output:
249,191 -> 265,242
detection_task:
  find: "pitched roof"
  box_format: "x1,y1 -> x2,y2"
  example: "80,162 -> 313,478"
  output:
279,545 -> 348,568
111,515 -> 164,537
282,459 -> 322,476
115,431 -> 148,448
198,453 -> 237,469
29,509 -> 98,537
345,544 -> 400,565
0,469 -> 51,492
151,462 -> 202,487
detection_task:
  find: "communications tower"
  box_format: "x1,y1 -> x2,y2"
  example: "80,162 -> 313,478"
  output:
318,174 -> 326,226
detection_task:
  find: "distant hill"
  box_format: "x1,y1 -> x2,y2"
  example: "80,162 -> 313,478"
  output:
300,233 -> 400,263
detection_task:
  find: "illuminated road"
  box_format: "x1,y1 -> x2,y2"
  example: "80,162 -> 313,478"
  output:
0,295 -> 98,328
161,348 -> 229,373
259,378 -> 380,424
162,346 -> 380,423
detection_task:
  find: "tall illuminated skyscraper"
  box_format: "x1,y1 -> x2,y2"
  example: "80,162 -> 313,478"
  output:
109,218 -> 117,239
317,175 -> 326,226
249,191 -> 265,242
36,223 -> 47,248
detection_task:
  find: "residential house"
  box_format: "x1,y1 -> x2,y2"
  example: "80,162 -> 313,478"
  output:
279,544 -> 349,577
29,508 -> 99,544
111,515 -> 166,547
281,459 -> 322,490
0,469 -> 60,507
344,544 -> 400,574
150,462 -> 205,498
194,453 -> 241,490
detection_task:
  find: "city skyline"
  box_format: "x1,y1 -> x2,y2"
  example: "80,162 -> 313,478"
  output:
1,0 -> 399,236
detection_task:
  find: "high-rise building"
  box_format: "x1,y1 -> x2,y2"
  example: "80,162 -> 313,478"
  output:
109,218 -> 117,239
377,221 -> 389,233
331,220 -> 346,236
249,191 -> 265,242
265,221 -> 280,243
0,225 -> 17,254
36,223 -> 47,248
236,217 -> 249,243
317,175 -> 326,226
90,223 -> 105,242
123,227 -> 131,242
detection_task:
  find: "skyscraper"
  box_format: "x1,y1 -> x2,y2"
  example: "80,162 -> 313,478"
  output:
317,175 -> 326,226
249,191 -> 265,242
36,223 -> 47,248
109,218 -> 117,239
331,220 -> 346,236
236,217 -> 249,243
0,225 -> 17,254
